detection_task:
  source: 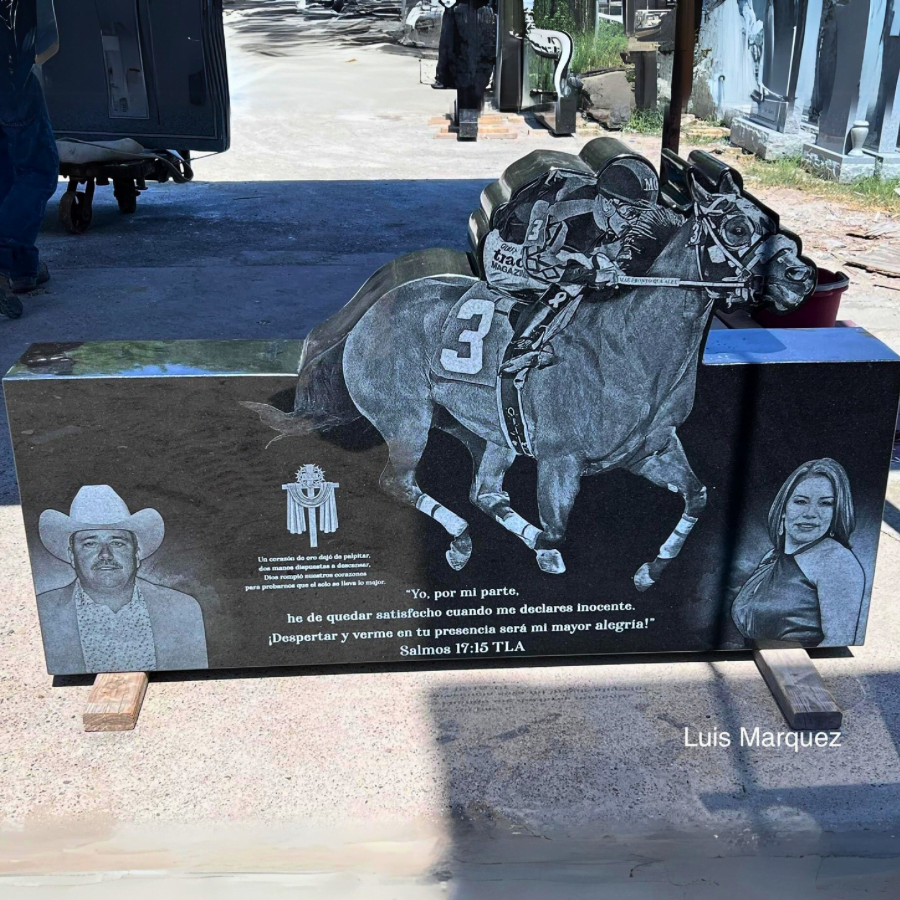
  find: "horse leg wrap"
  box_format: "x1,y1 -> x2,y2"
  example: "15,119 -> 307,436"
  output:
497,511 -> 541,549
474,492 -> 540,549
657,513 -> 699,560
634,514 -> 700,592
416,494 -> 468,538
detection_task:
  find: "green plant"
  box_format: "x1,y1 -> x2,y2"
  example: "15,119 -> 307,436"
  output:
532,0 -> 577,33
572,22 -> 628,74
625,107 -> 664,134
527,15 -> 628,93
739,155 -> 900,211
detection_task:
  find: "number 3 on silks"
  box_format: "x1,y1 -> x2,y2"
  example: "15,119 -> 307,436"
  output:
440,299 -> 495,375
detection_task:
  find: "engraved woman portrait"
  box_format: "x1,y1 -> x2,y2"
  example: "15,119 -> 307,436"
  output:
731,458 -> 865,647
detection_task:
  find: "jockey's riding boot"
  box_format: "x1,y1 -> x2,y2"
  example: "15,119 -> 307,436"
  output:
500,299 -> 558,375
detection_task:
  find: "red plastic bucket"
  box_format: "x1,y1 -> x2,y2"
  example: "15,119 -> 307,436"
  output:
752,267 -> 849,328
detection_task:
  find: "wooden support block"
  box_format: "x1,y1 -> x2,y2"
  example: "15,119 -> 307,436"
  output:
83,672 -> 149,732
753,646 -> 843,731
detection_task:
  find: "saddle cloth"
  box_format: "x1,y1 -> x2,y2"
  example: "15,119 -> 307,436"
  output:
431,283 -> 568,457
431,284 -> 517,389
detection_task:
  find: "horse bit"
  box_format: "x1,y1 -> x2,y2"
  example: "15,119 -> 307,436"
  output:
613,195 -> 770,304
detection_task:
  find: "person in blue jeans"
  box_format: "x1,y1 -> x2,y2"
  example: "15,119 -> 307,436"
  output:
0,0 -> 59,317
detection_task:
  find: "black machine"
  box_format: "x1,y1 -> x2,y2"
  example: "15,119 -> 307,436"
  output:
493,0 -> 579,136
41,0 -> 230,232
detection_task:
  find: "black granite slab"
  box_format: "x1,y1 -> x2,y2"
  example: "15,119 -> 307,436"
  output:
5,332 -> 899,674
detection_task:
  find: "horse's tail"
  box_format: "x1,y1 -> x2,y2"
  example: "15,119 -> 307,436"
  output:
240,339 -> 360,439
242,248 -> 476,441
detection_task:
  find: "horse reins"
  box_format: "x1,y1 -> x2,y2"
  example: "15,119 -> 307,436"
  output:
612,196 -> 769,301
498,196 -> 772,458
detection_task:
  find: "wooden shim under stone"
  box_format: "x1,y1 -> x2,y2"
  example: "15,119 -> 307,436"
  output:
753,646 -> 843,731
845,247 -> 900,278
83,672 -> 149,732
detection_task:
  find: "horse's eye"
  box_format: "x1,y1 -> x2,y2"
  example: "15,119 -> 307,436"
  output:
723,220 -> 751,245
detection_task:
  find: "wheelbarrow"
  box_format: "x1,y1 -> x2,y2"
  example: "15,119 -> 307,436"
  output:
57,150 -> 194,234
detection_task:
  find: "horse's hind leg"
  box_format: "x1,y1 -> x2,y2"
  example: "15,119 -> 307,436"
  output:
470,442 -> 542,552
436,420 -> 541,560
378,416 -> 473,571
627,432 -> 707,592
534,454 -> 584,575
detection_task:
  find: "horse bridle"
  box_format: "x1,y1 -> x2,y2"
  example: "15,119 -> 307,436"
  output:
614,196 -> 771,302
690,195 -> 770,302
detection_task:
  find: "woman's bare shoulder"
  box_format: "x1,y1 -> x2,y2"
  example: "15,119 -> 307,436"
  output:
795,538 -> 864,583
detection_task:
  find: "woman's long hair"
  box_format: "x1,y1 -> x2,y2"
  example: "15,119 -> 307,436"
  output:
767,458 -> 855,550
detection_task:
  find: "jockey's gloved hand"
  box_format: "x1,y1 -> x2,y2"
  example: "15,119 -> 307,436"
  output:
592,257 -> 622,286
562,262 -> 598,285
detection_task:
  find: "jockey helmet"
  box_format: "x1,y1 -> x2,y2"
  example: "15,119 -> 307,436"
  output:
596,157 -> 659,209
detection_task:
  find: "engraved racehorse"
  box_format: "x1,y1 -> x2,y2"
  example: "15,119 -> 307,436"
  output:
244,145 -> 815,590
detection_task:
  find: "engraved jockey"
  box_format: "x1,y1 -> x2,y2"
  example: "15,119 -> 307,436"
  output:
481,156 -> 660,374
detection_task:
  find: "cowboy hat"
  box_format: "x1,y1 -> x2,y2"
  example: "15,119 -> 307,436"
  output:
39,485 -> 165,562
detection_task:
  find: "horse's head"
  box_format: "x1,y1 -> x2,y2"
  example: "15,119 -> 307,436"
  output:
688,170 -> 816,312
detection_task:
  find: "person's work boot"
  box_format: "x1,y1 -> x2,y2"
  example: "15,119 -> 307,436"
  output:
0,288 -> 24,319
9,262 -> 50,294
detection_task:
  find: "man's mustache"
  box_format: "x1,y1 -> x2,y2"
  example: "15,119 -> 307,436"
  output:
92,560 -> 123,570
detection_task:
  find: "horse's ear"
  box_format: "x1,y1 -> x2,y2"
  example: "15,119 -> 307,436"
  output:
719,170 -> 741,198
687,170 -> 714,208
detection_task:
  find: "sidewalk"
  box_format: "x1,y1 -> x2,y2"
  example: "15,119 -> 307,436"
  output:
2,8 -> 900,896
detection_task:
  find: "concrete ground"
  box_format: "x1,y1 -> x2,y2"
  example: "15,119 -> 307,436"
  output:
2,6 -> 900,896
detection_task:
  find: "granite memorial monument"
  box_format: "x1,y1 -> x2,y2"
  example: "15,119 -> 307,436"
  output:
5,139 -> 900,675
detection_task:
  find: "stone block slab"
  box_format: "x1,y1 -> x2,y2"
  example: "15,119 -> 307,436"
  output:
730,117 -> 807,161
863,149 -> 900,179
5,331 -> 899,675
802,143 -> 877,183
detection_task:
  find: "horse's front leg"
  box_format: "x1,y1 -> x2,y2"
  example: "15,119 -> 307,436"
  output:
534,453 -> 583,574
627,432 -> 707,591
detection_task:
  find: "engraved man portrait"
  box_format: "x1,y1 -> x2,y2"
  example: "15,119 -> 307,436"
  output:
36,485 -> 208,674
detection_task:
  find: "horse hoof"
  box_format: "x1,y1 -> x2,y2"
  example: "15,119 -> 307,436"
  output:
634,563 -> 655,592
446,531 -> 472,571
536,549 -> 566,574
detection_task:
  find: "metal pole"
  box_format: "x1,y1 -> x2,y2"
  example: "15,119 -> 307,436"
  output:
625,0 -> 636,36
662,0 -> 697,156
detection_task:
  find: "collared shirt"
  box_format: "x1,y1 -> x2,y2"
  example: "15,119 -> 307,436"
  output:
74,580 -> 158,672
35,0 -> 58,65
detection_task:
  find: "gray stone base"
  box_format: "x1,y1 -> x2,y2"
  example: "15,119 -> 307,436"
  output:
863,149 -> 900,179
729,117 -> 806,160
802,143 -> 877,183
